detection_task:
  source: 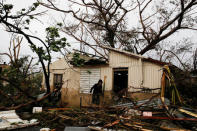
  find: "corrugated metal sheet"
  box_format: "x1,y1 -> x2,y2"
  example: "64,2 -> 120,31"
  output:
80,68 -> 101,93
142,62 -> 163,93
110,51 -> 142,92
109,50 -> 163,92
128,65 -> 142,92
109,51 -> 139,67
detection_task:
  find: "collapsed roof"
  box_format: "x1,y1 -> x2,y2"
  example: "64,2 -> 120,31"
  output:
69,47 -> 168,66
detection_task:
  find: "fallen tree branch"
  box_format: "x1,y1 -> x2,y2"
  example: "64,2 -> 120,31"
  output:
0,88 -> 61,110
0,77 -> 36,100
0,88 -> 16,104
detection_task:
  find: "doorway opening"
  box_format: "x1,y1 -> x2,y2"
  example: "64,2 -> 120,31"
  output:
113,68 -> 128,95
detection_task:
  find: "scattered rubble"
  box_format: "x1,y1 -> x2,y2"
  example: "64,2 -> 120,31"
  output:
29,99 -> 197,131
1,98 -> 197,131
0,110 -> 39,130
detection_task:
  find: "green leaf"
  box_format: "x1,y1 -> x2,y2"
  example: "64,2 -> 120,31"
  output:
31,7 -> 35,11
61,37 -> 67,41
57,23 -> 63,27
3,4 -> 13,10
29,16 -> 34,19
33,2 -> 40,8
25,19 -> 30,24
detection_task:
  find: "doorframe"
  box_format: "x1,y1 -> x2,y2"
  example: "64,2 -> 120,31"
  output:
112,67 -> 128,92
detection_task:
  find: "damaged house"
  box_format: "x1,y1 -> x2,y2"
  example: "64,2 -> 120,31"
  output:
43,47 -> 166,107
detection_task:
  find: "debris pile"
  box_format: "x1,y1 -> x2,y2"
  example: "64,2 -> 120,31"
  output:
31,98 -> 197,131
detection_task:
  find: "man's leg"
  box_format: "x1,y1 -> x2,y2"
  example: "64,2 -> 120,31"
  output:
95,94 -> 100,105
92,94 -> 96,104
97,95 -> 100,105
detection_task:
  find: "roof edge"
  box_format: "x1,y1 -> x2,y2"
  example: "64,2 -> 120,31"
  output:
101,45 -> 145,59
101,45 -> 168,66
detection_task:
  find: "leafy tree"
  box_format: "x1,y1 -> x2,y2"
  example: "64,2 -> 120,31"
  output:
0,1 -> 70,96
0,37 -> 42,107
0,56 -> 36,106
0,37 -> 36,101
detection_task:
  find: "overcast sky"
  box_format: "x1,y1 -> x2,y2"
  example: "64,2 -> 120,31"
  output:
0,0 -> 197,68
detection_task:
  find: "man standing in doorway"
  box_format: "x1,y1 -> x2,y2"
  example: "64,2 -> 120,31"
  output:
90,79 -> 103,105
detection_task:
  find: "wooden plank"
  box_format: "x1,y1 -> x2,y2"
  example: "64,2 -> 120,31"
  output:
179,108 -> 197,118
141,116 -> 197,121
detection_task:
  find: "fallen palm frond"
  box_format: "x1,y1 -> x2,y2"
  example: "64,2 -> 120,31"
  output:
162,65 -> 182,105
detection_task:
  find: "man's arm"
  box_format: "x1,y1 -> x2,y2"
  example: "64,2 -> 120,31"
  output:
90,84 -> 95,93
